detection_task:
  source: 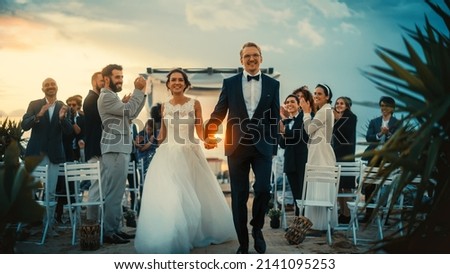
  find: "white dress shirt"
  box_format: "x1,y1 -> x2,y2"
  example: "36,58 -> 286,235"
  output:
242,71 -> 262,119
46,98 -> 56,122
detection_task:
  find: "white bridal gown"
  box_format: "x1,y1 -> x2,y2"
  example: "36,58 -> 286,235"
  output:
134,99 -> 236,253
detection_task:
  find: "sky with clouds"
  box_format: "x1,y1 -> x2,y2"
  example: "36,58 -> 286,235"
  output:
0,0 -> 447,138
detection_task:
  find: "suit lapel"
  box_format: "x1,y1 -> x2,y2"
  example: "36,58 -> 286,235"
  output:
49,101 -> 62,125
387,117 -> 397,128
235,73 -> 249,119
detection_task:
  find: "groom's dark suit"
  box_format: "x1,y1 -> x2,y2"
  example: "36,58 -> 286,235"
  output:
206,72 -> 280,252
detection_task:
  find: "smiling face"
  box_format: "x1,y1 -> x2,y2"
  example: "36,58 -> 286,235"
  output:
380,102 -> 394,117
313,86 -> 329,109
41,78 -> 58,97
106,69 -> 123,93
240,45 -> 262,75
334,98 -> 348,113
167,72 -> 186,94
284,95 -> 300,115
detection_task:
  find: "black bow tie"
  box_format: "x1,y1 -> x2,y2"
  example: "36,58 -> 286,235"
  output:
282,118 -> 293,125
247,74 -> 260,81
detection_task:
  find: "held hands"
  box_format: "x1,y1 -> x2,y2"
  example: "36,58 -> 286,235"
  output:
204,136 -> 218,150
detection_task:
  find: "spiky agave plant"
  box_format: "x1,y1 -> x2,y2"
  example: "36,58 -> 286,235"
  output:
361,0 -> 450,252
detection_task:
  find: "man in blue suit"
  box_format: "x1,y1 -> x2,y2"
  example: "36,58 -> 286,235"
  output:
205,42 -> 280,254
362,96 -> 399,222
22,77 -> 73,235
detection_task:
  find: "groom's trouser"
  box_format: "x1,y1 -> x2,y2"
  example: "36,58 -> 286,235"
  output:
227,145 -> 272,248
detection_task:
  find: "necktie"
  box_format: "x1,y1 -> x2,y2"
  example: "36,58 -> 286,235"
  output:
247,74 -> 260,81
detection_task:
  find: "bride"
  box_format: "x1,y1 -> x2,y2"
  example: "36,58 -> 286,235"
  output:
134,68 -> 236,253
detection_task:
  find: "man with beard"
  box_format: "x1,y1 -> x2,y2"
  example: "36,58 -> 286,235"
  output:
84,71 -> 105,222
97,64 -> 147,244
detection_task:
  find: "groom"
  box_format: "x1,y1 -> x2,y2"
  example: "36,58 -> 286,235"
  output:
205,42 -> 280,254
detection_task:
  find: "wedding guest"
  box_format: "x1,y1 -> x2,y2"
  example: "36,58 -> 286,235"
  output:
22,77 -> 73,236
278,90 -> 312,216
362,96 -> 399,222
97,64 -> 146,244
83,71 -> 105,221
299,83 -> 337,230
332,96 -> 357,224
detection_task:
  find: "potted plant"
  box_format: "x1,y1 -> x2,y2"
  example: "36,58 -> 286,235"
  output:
0,118 -> 25,162
268,208 -> 281,229
0,140 -> 44,253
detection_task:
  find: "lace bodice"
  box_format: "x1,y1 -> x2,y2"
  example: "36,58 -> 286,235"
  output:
162,99 -> 199,145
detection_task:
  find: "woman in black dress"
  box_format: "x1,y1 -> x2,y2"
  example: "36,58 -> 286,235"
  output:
332,96 -> 357,224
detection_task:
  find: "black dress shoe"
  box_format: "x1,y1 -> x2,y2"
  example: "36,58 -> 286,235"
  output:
252,228 -> 266,254
103,233 -> 130,244
116,231 -> 135,239
236,246 -> 248,254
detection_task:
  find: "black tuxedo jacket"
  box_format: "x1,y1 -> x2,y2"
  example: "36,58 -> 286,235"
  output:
22,98 -> 73,163
279,113 -> 309,173
206,72 -> 280,156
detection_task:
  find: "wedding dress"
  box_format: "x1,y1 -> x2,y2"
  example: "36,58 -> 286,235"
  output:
135,98 -> 236,253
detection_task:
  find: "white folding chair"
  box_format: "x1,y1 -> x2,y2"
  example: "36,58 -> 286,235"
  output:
334,161 -> 364,230
126,161 -> 140,212
64,161 -> 103,245
136,158 -> 145,184
296,163 -> 341,245
31,165 -> 56,245
277,174 -> 288,229
346,165 -> 400,245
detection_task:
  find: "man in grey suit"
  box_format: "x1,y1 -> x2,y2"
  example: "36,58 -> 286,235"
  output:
97,64 -> 146,244
205,42 -> 280,254
22,77 -> 73,236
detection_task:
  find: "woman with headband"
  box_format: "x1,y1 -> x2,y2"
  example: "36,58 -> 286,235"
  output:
299,83 -> 337,231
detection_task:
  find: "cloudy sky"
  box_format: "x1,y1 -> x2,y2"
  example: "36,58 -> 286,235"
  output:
0,0 -> 446,137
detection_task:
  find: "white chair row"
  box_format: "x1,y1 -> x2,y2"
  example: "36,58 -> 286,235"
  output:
288,160 -> 412,246
346,165 -> 404,245
30,161 -> 103,246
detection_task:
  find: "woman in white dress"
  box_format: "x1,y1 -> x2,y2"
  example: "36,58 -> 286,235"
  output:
299,84 -> 337,230
135,69 -> 236,253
